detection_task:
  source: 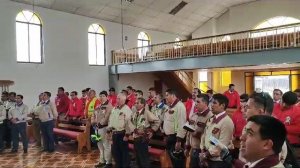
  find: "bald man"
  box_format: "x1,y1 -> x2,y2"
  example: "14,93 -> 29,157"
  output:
107,93 -> 133,168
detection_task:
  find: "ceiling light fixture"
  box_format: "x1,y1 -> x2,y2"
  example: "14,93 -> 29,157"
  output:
124,0 -> 134,3
169,1 -> 187,15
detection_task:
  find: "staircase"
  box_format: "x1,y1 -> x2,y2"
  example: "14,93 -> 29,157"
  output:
154,71 -> 195,101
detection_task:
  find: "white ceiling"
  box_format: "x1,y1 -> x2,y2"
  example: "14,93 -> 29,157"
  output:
11,0 -> 258,36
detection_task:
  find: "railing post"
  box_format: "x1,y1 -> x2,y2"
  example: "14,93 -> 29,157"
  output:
294,27 -> 297,47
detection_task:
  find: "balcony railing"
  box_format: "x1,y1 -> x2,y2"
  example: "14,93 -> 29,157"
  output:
112,23 -> 300,64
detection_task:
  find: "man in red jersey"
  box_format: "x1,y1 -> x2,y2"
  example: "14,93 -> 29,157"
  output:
232,94 -> 248,139
273,91 -> 300,146
66,91 -> 84,119
294,89 -> 300,106
126,86 -> 136,109
55,87 -> 70,121
224,84 -> 240,108
108,87 -> 117,107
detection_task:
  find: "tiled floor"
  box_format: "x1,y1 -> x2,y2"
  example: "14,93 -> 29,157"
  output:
0,142 -> 161,168
0,142 -> 99,168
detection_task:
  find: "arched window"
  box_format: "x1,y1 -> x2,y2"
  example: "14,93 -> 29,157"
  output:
88,24 -> 105,65
221,35 -> 231,41
137,32 -> 150,59
16,10 -> 42,63
174,37 -> 183,49
252,16 -> 300,38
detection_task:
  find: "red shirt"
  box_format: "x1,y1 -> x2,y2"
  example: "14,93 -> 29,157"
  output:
232,107 -> 247,138
67,97 -> 84,117
224,90 -> 240,108
108,94 -> 117,107
146,97 -> 155,110
80,96 -> 87,109
127,93 -> 136,109
55,94 -> 70,113
273,103 -> 300,144
185,98 -> 198,121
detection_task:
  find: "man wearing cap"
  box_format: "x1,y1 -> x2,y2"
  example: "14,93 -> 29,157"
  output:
92,91 -> 113,168
163,88 -> 187,168
184,94 -> 213,168
131,97 -> 160,168
107,93 -> 132,168
200,94 -> 234,168
108,88 -> 117,107
224,84 -> 240,108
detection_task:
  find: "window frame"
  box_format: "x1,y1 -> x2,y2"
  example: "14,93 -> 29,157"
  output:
251,16 -> 300,38
16,10 -> 43,64
88,24 -> 106,66
137,32 -> 150,59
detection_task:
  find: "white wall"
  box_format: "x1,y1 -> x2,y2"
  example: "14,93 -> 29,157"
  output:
193,0 -> 300,38
0,0 -> 180,106
115,73 -> 159,97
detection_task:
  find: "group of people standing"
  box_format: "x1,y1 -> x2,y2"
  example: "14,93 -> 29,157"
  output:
0,91 -> 57,153
0,84 -> 299,168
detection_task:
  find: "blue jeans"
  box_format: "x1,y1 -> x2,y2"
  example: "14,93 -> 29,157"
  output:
40,120 -> 55,152
11,122 -> 28,151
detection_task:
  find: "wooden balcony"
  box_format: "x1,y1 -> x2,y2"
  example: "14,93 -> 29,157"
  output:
112,23 -> 300,65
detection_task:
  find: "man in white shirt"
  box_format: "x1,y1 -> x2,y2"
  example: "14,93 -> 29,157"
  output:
240,115 -> 286,168
8,94 -> 28,153
0,104 -> 6,153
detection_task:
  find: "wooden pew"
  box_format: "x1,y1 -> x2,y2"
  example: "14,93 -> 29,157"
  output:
128,136 -> 172,168
53,119 -> 91,153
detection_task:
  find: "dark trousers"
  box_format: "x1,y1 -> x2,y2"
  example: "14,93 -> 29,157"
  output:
3,119 -> 11,147
207,160 -> 231,168
133,138 -> 150,168
166,134 -> 185,168
11,122 -> 28,151
32,118 -> 42,146
0,123 -> 4,150
112,132 -> 130,168
190,148 -> 201,168
40,120 -> 55,152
